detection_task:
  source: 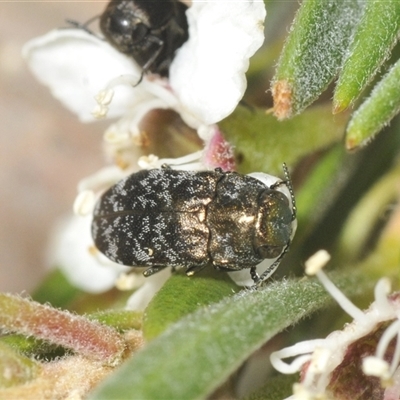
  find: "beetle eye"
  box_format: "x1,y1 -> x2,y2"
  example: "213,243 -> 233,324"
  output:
105,10 -> 149,48
127,22 -> 149,44
270,190 -> 289,205
257,245 -> 283,259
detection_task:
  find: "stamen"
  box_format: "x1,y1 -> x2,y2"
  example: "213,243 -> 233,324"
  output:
374,278 -> 393,316
77,166 -> 127,193
115,272 -> 145,291
91,103 -> 109,119
138,150 -> 204,171
95,88 -> 114,106
103,128 -> 131,144
270,339 -> 326,374
389,328 -> 400,376
376,320 -> 400,373
292,383 -> 315,400
305,250 -> 366,322
304,250 -> 331,275
91,88 -> 115,118
73,190 -> 95,216
138,154 -> 159,169
362,356 -> 390,379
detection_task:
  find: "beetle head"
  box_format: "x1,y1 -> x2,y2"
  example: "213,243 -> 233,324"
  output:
255,189 -> 293,259
100,0 -> 173,56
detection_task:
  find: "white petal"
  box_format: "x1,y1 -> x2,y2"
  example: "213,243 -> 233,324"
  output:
126,268 -> 171,311
228,258 -> 280,287
47,214 -> 129,293
23,29 -> 149,122
170,0 -> 266,125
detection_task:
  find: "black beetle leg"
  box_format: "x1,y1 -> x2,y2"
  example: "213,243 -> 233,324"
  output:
250,266 -> 260,284
143,265 -> 169,277
252,240 -> 291,288
132,71 -> 144,87
270,180 -> 286,190
142,34 -> 164,72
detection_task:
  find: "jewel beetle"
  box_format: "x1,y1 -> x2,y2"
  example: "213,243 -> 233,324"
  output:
100,0 -> 189,77
91,165 -> 296,285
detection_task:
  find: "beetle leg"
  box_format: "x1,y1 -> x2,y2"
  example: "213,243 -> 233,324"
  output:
142,34 -> 165,72
185,264 -> 206,276
270,180 -> 286,190
250,266 -> 260,284
143,265 -> 169,277
214,265 -> 241,272
253,240 -> 291,287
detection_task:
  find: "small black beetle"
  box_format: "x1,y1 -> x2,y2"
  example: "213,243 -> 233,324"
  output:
100,0 -> 189,77
92,166 -> 296,285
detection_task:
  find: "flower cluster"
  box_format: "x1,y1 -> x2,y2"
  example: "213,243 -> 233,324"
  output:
24,0 -> 268,306
271,250 -> 400,400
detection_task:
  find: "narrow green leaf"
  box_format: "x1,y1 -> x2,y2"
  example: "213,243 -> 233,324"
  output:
143,268 -> 240,340
220,105 -> 348,175
89,271 -> 373,400
345,58 -> 400,150
89,310 -> 142,332
336,163 -> 400,263
334,0 -> 400,113
32,269 -> 132,314
271,0 -> 364,119
32,269 -> 84,308
294,145 -> 346,238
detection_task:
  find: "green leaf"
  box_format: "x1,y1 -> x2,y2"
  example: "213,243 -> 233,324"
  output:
294,145 -> 346,238
89,310 -> 142,332
89,271 -> 373,400
32,269 -> 133,314
143,268 -> 240,340
336,163 -> 400,264
271,0 -> 364,119
334,0 -> 400,113
32,269 -> 84,308
345,58 -> 400,150
244,373 -> 299,400
0,335 -> 66,359
0,342 -> 40,387
220,105 -> 348,175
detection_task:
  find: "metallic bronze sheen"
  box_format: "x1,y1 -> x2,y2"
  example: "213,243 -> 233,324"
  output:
92,168 -> 294,282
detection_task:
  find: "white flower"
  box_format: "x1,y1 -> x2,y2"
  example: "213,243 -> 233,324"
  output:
47,214 -> 130,293
270,250 -> 400,399
22,0 -> 266,146
32,0 -> 272,304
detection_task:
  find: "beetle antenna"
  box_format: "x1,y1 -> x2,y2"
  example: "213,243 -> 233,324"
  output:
282,163 -> 296,221
65,15 -> 100,36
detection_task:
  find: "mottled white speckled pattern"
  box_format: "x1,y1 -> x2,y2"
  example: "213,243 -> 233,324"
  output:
92,168 -> 295,282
